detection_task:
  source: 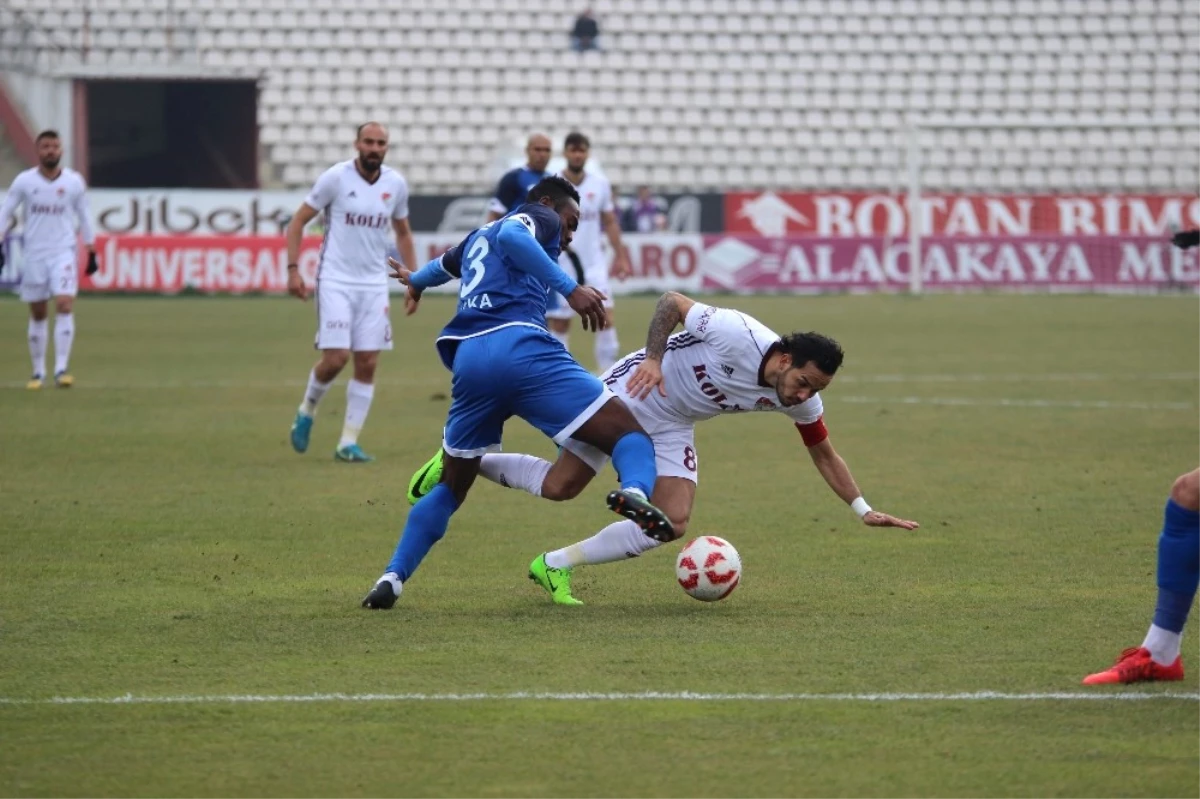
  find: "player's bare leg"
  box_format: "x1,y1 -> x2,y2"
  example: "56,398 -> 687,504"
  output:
26,300 -> 49,389
334,350 -> 377,462
534,477 -> 695,604
569,398 -> 675,541
51,294 -> 75,387
1084,468 -> 1198,685
291,348 -> 348,454
364,452 -> 481,609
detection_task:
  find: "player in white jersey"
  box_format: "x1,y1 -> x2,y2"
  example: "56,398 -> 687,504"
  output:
0,130 -> 97,390
284,122 -> 417,463
449,290 -> 920,604
544,132 -> 632,372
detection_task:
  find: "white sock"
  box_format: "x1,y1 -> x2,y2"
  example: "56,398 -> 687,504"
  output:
298,369 -> 333,416
595,327 -> 619,373
549,328 -> 570,349
1142,623 -> 1183,666
545,519 -> 663,568
479,453 -> 552,497
53,313 -> 74,374
339,379 -> 374,448
28,318 -> 47,378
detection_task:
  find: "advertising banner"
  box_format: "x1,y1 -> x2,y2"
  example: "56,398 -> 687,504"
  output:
724,192 -> 1200,238
67,233 -> 1197,295
699,234 -> 1200,293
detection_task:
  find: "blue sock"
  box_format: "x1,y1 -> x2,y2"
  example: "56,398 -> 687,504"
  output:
1152,498 -> 1200,634
386,483 -> 459,582
610,431 -> 657,497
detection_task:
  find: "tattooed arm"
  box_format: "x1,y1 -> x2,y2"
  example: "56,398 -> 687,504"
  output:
626,291 -> 697,399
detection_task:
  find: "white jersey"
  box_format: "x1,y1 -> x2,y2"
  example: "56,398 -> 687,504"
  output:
304,160 -> 409,287
604,302 -> 824,428
0,168 -> 94,258
560,170 -> 613,268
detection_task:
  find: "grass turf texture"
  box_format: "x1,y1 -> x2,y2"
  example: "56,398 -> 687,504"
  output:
1,294 -> 1197,798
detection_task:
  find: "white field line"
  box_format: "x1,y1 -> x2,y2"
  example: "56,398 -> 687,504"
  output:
0,690 -> 1196,706
0,372 -> 1195,391
840,396 -> 1196,411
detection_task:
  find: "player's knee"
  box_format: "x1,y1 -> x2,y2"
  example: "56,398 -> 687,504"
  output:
548,318 -> 570,334
321,349 -> 351,372
1170,470 -> 1200,512
29,305 -> 48,322
542,471 -> 587,501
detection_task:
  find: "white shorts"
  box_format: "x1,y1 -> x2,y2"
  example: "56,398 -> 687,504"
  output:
314,281 -> 392,352
546,256 -> 614,321
562,414 -> 699,484
19,251 -> 78,302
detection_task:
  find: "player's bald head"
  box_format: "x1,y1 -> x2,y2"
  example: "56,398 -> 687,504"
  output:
356,122 -> 388,142
526,133 -> 552,171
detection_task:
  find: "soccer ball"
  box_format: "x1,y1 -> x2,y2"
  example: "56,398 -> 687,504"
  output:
675,536 -> 742,601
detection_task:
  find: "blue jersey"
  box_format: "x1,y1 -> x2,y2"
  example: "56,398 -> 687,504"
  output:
489,166 -> 549,216
411,203 -> 580,369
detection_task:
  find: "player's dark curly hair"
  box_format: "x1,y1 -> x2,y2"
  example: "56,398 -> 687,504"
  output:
528,175 -> 581,209
780,332 -> 844,375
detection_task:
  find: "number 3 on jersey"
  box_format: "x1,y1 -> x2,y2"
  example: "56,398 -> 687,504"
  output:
460,238 -> 488,298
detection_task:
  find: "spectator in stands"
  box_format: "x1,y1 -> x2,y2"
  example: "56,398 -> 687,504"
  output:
623,186 -> 667,232
570,8 -> 600,52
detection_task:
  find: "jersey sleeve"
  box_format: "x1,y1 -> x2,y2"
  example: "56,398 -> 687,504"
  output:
497,211 -> 577,297
786,393 -> 824,426
488,170 -> 521,216
682,301 -> 771,362
303,166 -> 340,211
392,176 -> 410,220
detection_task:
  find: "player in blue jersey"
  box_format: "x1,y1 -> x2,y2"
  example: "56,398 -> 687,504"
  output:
361,176 -> 675,609
485,133 -> 552,223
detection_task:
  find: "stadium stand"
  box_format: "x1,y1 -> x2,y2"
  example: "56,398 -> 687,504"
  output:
1,0 -> 1197,192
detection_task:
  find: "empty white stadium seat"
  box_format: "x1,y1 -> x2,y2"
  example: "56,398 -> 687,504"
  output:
4,0 -> 1195,192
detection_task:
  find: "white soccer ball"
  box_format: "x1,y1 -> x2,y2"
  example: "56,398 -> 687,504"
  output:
675,536 -> 742,601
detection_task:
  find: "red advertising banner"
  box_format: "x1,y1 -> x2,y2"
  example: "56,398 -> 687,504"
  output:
724,192 -> 1200,238
70,233 -> 1198,295
699,235 -> 1200,293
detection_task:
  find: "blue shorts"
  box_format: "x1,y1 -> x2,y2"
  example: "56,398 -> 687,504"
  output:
440,324 -> 613,458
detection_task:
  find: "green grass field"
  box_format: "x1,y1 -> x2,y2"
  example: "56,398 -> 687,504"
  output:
1,293 -> 1197,798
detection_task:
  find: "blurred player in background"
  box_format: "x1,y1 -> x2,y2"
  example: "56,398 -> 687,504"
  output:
362,176 -> 673,609
486,132 -> 587,347
1083,230 -> 1199,685
485,133 -> 553,223
0,130 -> 98,390
545,131 -> 632,371
284,122 -> 416,463
412,290 -> 919,605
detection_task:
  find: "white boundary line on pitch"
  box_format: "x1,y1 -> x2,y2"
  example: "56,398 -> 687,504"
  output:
0,691 -> 1196,706
1,372 -> 1195,391
840,396 -> 1196,411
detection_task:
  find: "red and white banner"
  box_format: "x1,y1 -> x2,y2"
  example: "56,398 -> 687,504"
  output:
70,233 -> 1198,295
699,235 -> 1200,293
725,192 -> 1200,238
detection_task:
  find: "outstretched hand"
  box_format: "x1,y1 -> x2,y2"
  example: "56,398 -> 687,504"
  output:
863,510 -> 920,530
388,257 -> 421,316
